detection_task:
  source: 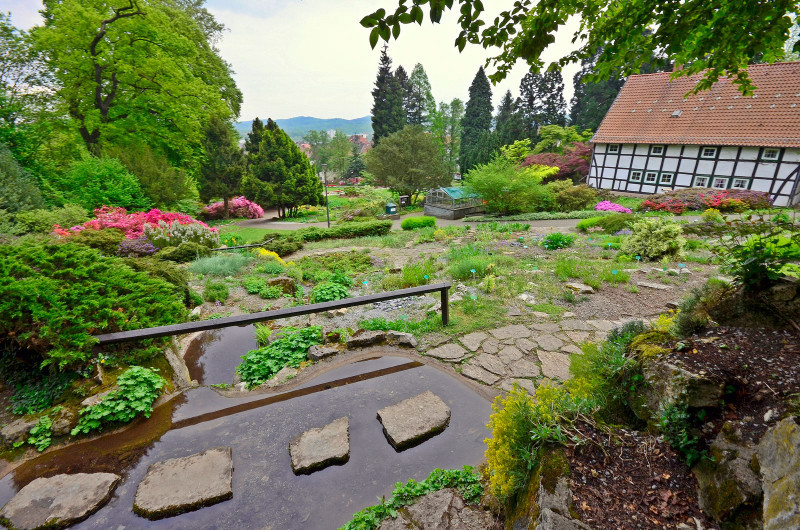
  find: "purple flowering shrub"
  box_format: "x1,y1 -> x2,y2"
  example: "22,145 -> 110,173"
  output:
117,237 -> 159,257
595,201 -> 632,214
201,197 -> 264,219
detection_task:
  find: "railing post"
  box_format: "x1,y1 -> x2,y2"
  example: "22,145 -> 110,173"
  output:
441,286 -> 449,326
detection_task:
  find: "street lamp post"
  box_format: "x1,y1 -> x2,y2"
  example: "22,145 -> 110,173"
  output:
321,163 -> 330,228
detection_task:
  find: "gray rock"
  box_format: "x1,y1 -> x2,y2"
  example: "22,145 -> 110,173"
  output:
488,324 -> 531,340
637,281 -> 673,291
586,319 -> 615,332
258,366 -> 299,389
536,334 -> 564,352
538,352 -> 572,380
530,322 -> 560,333
499,378 -> 537,394
758,417 -> 800,530
506,306 -> 523,317
565,282 -> 594,294
377,391 -> 451,451
378,488 -> 494,530
473,354 -> 507,376
425,343 -> 467,362
289,417 -> 350,475
531,311 -> 551,319
509,359 -> 542,379
51,408 -> 77,437
498,345 -> 523,365
565,331 -> 590,344
482,337 -> 500,354
267,276 -> 296,295
561,344 -> 584,355
80,388 -> 116,408
536,476 -> 591,529
133,447 -> 234,520
460,365 -> 501,386
1,417 -> 38,447
459,332 -> 487,352
307,345 -> 339,361
386,330 -> 417,348
515,337 -> 537,353
0,473 -> 119,529
638,360 -> 724,419
347,330 -> 386,348
559,319 -> 592,331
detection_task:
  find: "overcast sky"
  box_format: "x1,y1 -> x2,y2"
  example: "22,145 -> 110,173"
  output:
4,0 -> 582,121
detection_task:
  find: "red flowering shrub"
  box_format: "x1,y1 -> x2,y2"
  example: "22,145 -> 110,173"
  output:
201,196 -> 264,219
641,189 -> 772,214
521,142 -> 591,182
53,206 -> 216,240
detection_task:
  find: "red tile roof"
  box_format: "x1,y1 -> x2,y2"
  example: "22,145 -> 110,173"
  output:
592,62 -> 800,148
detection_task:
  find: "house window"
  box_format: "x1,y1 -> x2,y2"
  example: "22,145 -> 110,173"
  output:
700,147 -> 718,158
650,145 -> 665,155
660,173 -> 674,185
693,176 -> 710,187
608,144 -> 620,153
762,148 -> 780,161
711,177 -> 729,189
629,170 -> 642,182
645,172 -> 658,183
731,178 -> 750,190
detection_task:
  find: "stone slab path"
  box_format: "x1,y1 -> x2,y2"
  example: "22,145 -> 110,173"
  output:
289,417 -> 350,474
377,391 -> 451,451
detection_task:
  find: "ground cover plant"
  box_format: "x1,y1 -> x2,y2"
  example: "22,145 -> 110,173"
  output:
237,325 -> 323,387
475,221 -> 530,232
400,216 -> 436,230
189,254 -> 254,276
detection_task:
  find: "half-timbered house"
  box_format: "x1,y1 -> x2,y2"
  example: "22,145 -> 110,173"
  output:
587,62 -> 800,206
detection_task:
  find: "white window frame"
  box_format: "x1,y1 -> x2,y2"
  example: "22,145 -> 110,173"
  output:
659,172 -> 674,185
650,145 -> 666,155
645,171 -> 658,183
629,170 -> 643,182
711,177 -> 729,190
700,146 -> 718,159
762,148 -> 780,161
693,176 -> 710,187
731,178 -> 749,190
607,144 -> 620,153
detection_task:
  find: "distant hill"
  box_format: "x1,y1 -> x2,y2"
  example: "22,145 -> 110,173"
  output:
235,116 -> 372,142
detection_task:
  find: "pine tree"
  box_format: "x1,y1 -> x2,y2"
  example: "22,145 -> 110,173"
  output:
244,117 -> 264,159
371,45 -> 405,145
460,67 -> 493,174
199,116 -> 243,218
494,90 -> 526,147
569,49 -> 625,131
395,65 -> 412,122
407,63 -> 436,127
518,70 -> 567,138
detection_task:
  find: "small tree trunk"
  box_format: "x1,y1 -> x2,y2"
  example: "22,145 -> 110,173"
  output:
223,196 -> 230,219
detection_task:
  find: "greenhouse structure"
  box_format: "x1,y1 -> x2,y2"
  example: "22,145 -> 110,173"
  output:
423,187 -> 485,219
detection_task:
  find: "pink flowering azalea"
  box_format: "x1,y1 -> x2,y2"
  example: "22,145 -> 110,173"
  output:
201,196 -> 264,219
595,201 -> 632,214
55,205 -> 217,239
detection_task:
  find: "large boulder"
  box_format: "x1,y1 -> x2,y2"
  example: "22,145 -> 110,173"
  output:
378,488 -> 494,530
267,276 -> 296,295
1,417 -> 37,447
633,359 -> 724,422
377,391 -> 451,451
133,447 -> 234,520
0,473 -> 119,529
757,417 -> 800,530
346,330 -> 386,348
289,417 -> 350,475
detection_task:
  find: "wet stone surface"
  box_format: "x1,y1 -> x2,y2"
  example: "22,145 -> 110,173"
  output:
377,391 -> 451,451
289,417 -> 350,475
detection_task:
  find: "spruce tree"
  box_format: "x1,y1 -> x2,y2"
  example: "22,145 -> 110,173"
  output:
407,63 -> 436,127
494,90 -> 526,147
244,117 -> 264,160
395,65 -> 412,123
371,45 -> 405,145
518,70 -> 567,138
460,67 -> 493,174
569,49 -> 625,131
199,116 -> 243,218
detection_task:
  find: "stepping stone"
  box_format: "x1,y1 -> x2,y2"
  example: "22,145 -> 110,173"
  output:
387,331 -> 418,348
531,311 -> 551,319
565,282 -> 594,294
586,319 -> 615,332
133,447 -> 233,520
289,417 -> 350,475
530,322 -> 560,333
515,338 -> 537,353
473,354 -> 507,376
565,331 -> 590,344
499,378 -> 537,394
506,306 -> 522,317
460,365 -> 501,386
562,311 -> 576,318
559,319 -> 592,331
347,330 -> 386,348
488,324 -> 531,340
482,338 -> 500,354
425,343 -> 467,362
637,281 -> 674,291
538,352 -> 572,381
459,332 -> 487,352
509,359 -> 541,379
561,344 -> 584,355
498,345 -> 523,365
377,391 -> 451,451
307,345 -> 338,361
0,473 -> 119,529
535,334 -> 564,351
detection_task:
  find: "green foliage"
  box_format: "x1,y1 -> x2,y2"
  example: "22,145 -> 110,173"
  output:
71,366 -> 165,435
541,232 -> 574,250
258,285 -> 284,299
189,254 -> 254,276
499,138 -> 532,164
465,155 -> 558,215
15,204 -> 88,233
670,280 -> 734,338
71,228 -> 125,255
400,216 -> 436,230
360,314 -> 443,336
546,181 -> 598,212
158,241 -> 211,263
621,217 -> 686,261
296,251 -> 373,283
533,126 -> 593,154
576,213 -> 634,234
659,402 -> 706,466
236,326 -> 322,387
261,233 -> 304,257
203,281 -> 229,303
467,210 -> 613,222
0,241 -> 187,369
553,256 -> 629,289
475,221 -> 529,232
339,467 -> 482,530
460,67 -> 494,173
370,46 -> 405,145
27,416 -> 53,452
0,143 -> 45,213
144,220 -> 219,248
198,116 -> 244,212
11,374 -> 75,416
255,260 -> 285,275
310,282 -> 350,303
382,257 -> 437,289
297,221 -> 392,241
448,245 -> 495,280
57,157 -> 151,211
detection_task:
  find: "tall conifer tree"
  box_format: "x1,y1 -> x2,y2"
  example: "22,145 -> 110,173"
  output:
518,70 -> 567,138
371,45 -> 405,145
494,90 -> 526,147
460,67 -> 493,174
407,63 -> 436,127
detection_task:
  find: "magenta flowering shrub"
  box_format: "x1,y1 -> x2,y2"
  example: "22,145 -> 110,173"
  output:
53,206 -> 217,241
595,201 -> 632,214
201,196 -> 264,220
